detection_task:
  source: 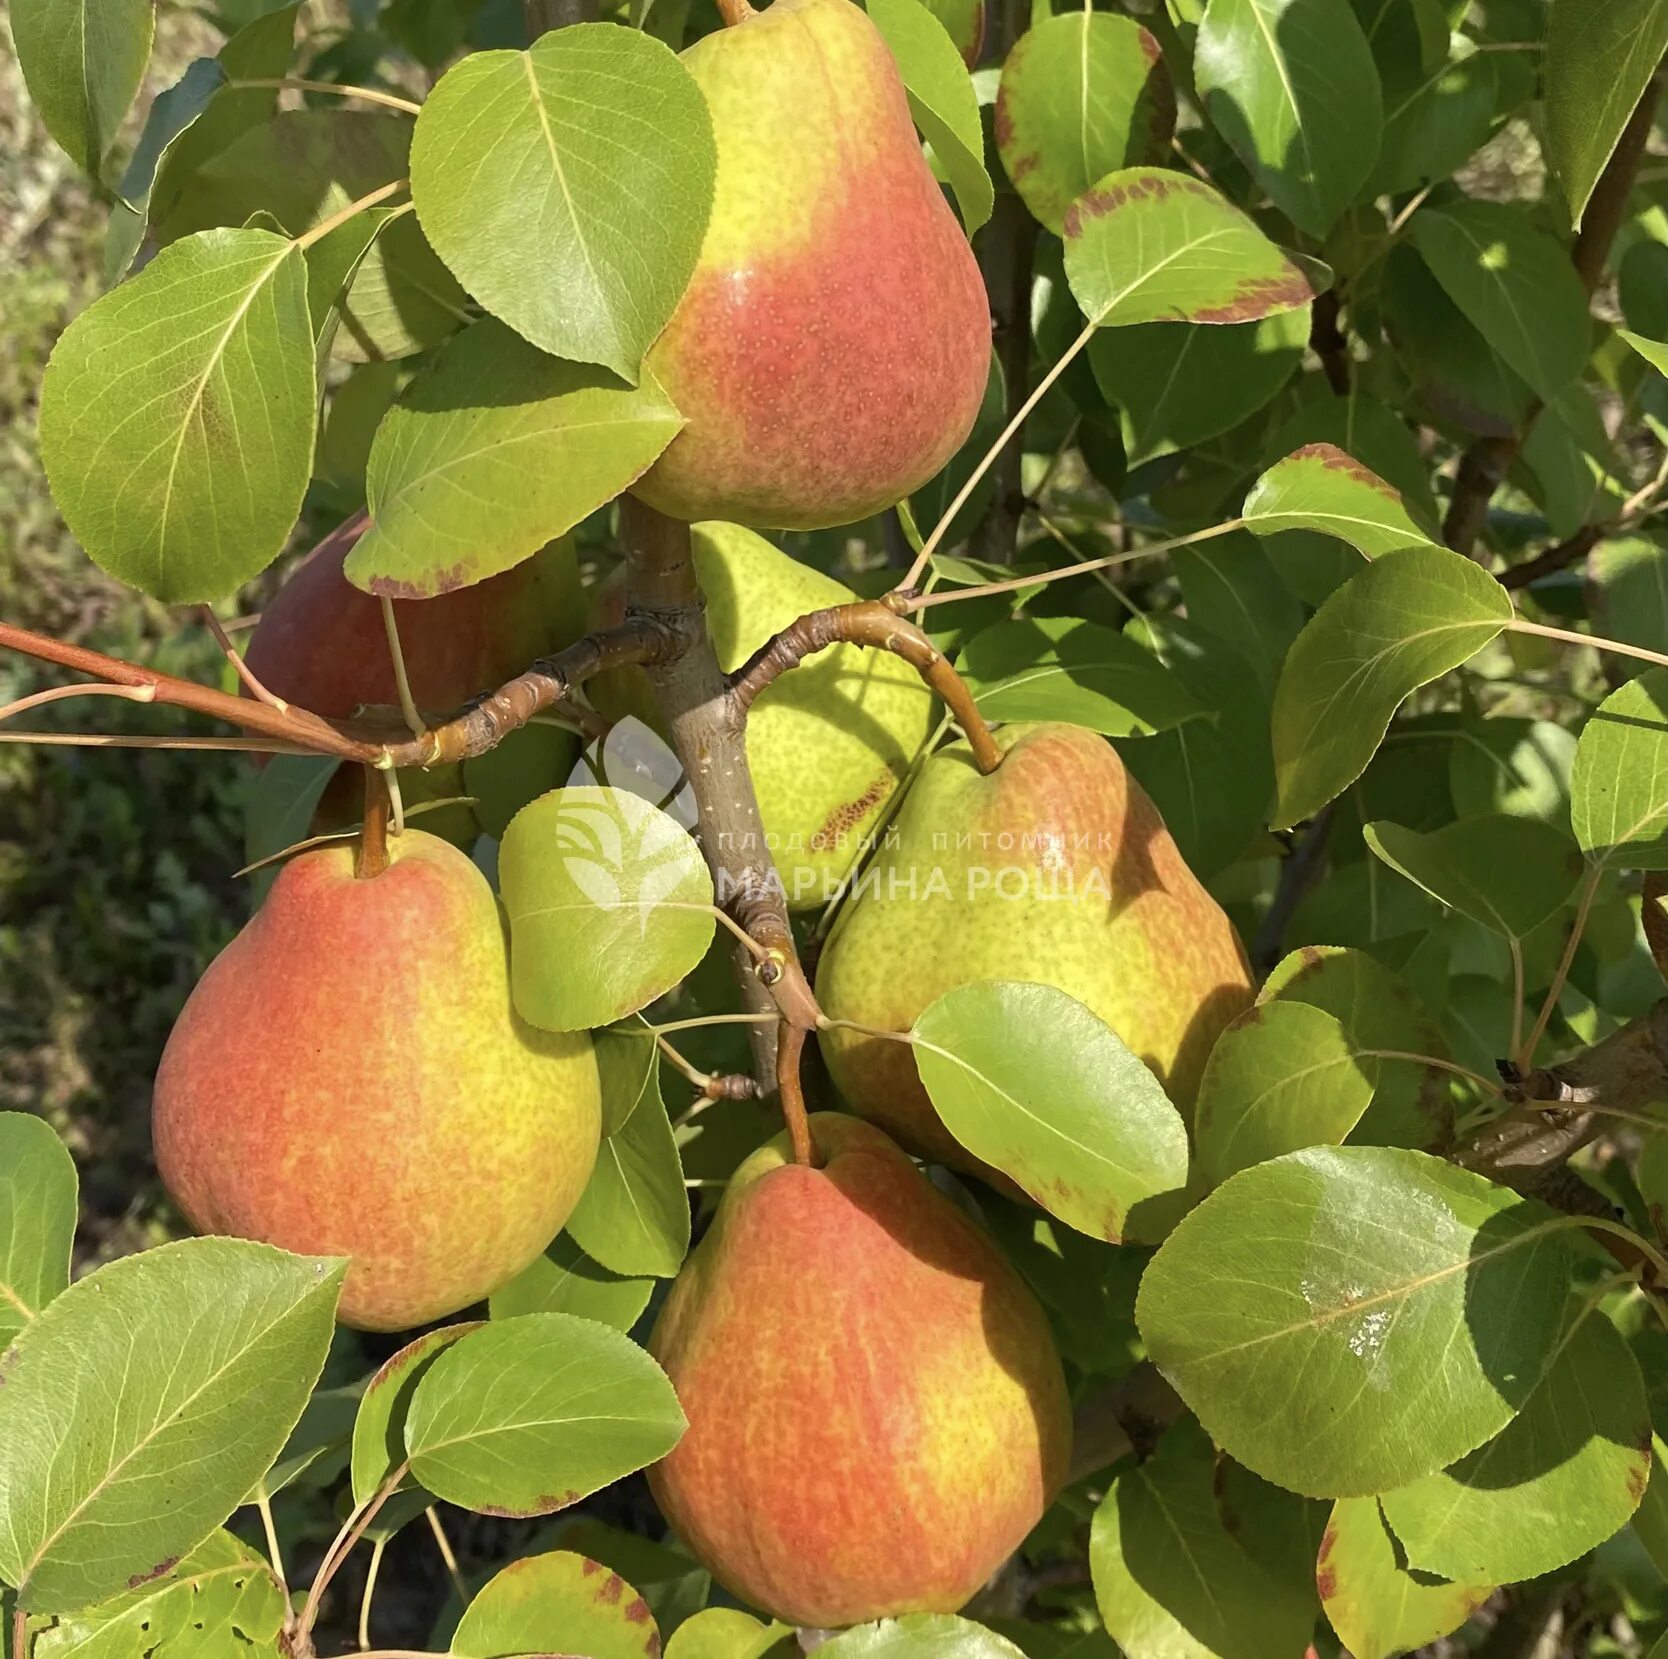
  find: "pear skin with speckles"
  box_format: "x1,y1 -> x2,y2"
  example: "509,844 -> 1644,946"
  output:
153,831 -> 601,1331
648,1113 -> 1070,1627
588,523 -> 937,908
632,0 -> 991,530
816,723 -> 1254,1171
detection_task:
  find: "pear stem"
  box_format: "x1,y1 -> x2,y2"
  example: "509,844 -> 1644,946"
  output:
356,766 -> 393,879
776,1023 -> 820,1167
714,0 -> 758,23
727,599 -> 1002,775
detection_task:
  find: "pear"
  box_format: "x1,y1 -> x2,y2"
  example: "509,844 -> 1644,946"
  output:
632,0 -> 991,530
153,830 -> 601,1330
816,723 -> 1254,1168
649,1113 -> 1070,1627
589,523 -> 937,908
245,516 -> 586,843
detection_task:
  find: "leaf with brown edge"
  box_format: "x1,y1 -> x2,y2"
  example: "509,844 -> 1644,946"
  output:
1243,443 -> 1438,558
350,1322 -> 480,1505
1061,165 -> 1323,328
452,1551 -> 662,1659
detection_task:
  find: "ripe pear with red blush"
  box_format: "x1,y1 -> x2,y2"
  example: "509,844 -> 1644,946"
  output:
817,723 -> 1254,1173
632,0 -> 991,530
648,1113 -> 1070,1628
153,830 -> 601,1331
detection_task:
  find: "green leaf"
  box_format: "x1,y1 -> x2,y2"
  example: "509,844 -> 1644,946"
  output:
1571,667 -> 1668,869
1270,546 -> 1512,827
1062,166 -> 1319,327
959,617 -> 1205,736
913,982 -> 1190,1244
0,1239 -> 344,1613
1193,1003 -> 1376,1187
663,1608 -> 790,1659
1090,1423 -> 1318,1659
251,1384 -> 357,1505
39,228 -> 316,604
1317,1497 -> 1491,1659
1135,1146 -> 1575,1496
1363,815 -> 1584,940
1263,391 -> 1440,525
1545,0 -> 1668,226
1449,717 -> 1578,825
0,1114 -> 77,1351
404,1313 -> 685,1517
1590,535 -> 1668,664
1244,443 -> 1436,556
1120,612 -> 1275,880
350,1323 -> 480,1506
408,25 -> 715,379
1171,532 -> 1304,698
1411,201 -> 1592,405
500,786 -> 715,1033
994,11 -> 1174,234
818,1617 -> 1027,1659
12,0 -> 153,175
868,0 -> 992,235
489,1233 -> 654,1332
346,319 -> 682,599
1259,947 -> 1455,1151
453,1550 -> 660,1659
1195,0 -> 1383,237
332,211 -> 470,364
1619,327 -> 1668,377
32,1531 -> 286,1659
1370,35 -> 1496,197
566,1033 -> 691,1279
1087,309 -> 1309,464
1380,1306 -> 1652,1583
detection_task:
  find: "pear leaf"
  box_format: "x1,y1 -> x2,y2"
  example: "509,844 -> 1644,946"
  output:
500,787 -> 715,1033
1243,444 -> 1437,557
1363,815 -> 1584,940
0,1114 -> 77,1352
913,981 -> 1189,1245
1411,200 -> 1592,404
12,0 -> 153,175
0,1240 -> 345,1614
663,1608 -> 791,1659
959,616 -> 1205,736
1195,0 -> 1382,238
489,1234 -> 654,1332
1379,1306 -> 1651,1583
32,1531 -> 287,1659
1193,1002 -> 1377,1187
995,11 -> 1174,234
868,0 -> 992,235
1135,1146 -> 1575,1496
818,1617 -> 1027,1659
1270,546 -> 1512,827
1317,1497 -> 1492,1659
1090,1423 -> 1318,1659
408,25 -> 716,379
39,228 -> 316,604
1062,166 -> 1320,327
1571,668 -> 1668,869
1545,0 -> 1668,227
566,1033 -> 691,1279
350,1323 -> 481,1506
1619,328 -> 1668,378
347,320 -> 683,599
404,1314 -> 685,1517
453,1551 -> 659,1659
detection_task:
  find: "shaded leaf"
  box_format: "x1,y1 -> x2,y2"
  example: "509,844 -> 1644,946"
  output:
0,1114 -> 77,1352
452,1550 -> 660,1659
488,1234 -> 654,1332
13,0 -> 153,174
1571,667 -> 1668,869
350,1324 -> 479,1506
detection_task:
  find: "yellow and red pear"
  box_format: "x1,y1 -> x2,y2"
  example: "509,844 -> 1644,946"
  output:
816,723 -> 1254,1170
648,1113 -> 1070,1627
153,830 -> 601,1331
633,0 -> 991,530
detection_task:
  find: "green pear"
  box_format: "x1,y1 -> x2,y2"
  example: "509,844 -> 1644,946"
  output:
632,0 -> 991,530
649,1113 -> 1070,1627
817,723 -> 1254,1169
153,830 -> 601,1331
588,523 -> 937,908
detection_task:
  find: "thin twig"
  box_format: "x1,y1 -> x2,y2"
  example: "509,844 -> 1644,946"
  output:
775,1023 -> 819,1168
0,682 -> 157,723
358,1536 -> 387,1651
297,1462 -> 409,1642
379,598 -> 426,739
423,1508 -> 467,1606
294,179 -> 407,252
1519,861 -> 1605,1070
1508,617 -> 1668,670
231,77 -> 422,114
1252,804 -> 1337,973
256,1491 -> 289,1606
201,606 -> 288,709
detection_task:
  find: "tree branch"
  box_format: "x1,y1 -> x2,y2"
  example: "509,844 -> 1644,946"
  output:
1309,287 -> 1350,396
617,497 -> 820,1097
726,597 -> 1001,773
1442,68 -> 1662,560
1499,523 -> 1603,590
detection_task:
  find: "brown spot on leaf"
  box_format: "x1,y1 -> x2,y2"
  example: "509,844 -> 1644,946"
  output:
1291,442 -> 1395,497
625,1599 -> 654,1627
597,1572 -> 627,1605
1629,1438 -> 1653,1501
1138,25 -> 1161,64
1063,169 -> 1203,236
1190,269 -> 1315,324
369,561 -> 473,601
992,87 -> 1017,154
128,1556 -> 179,1590
479,1489 -> 580,1519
